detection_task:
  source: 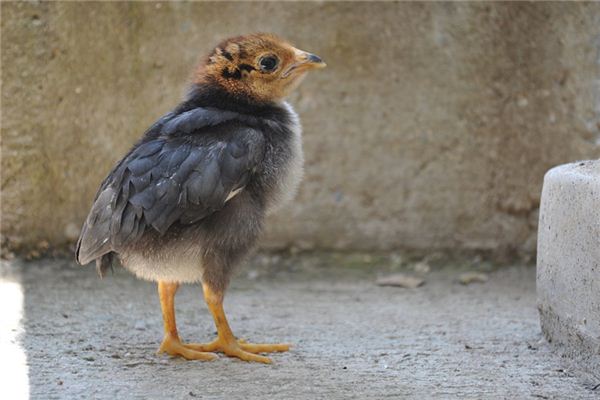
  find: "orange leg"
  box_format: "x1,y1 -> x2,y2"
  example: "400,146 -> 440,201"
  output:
156,281 -> 217,361
184,283 -> 290,363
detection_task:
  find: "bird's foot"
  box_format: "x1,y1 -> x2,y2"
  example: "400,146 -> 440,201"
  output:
184,338 -> 290,364
157,334 -> 218,361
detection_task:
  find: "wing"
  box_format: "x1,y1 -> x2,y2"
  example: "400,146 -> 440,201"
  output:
76,126 -> 265,265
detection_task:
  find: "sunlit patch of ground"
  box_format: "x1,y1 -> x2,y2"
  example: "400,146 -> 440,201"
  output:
0,261 -> 29,400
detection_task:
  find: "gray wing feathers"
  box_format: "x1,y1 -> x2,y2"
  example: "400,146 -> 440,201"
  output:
160,108 -> 238,135
76,128 -> 264,265
76,188 -> 117,264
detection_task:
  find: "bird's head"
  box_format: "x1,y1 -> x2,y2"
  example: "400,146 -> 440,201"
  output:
196,33 -> 326,103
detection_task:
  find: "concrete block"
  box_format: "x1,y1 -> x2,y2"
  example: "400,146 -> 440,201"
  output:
537,160 -> 600,376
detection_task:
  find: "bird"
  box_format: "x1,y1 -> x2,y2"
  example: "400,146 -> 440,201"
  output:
76,33 -> 325,363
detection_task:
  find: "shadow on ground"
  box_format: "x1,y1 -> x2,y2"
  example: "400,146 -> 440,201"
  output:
2,254 -> 598,399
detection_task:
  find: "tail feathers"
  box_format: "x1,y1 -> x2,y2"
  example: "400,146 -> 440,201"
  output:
96,252 -> 115,278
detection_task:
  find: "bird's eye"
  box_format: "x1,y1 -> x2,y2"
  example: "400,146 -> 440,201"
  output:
259,55 -> 279,72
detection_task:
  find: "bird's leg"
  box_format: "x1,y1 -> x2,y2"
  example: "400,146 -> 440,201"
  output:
156,281 -> 217,361
184,282 -> 290,363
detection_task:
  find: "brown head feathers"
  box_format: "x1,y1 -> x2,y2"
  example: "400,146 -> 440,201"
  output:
195,33 -> 325,103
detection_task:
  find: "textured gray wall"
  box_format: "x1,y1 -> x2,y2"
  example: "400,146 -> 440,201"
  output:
2,2 -> 600,256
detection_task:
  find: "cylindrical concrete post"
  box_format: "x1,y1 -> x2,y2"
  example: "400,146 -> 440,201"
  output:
537,160 -> 600,376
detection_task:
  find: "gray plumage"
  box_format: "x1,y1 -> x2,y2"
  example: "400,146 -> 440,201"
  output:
76,88 -> 303,290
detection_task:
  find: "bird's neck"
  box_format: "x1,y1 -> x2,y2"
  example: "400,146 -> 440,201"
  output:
180,80 -> 283,118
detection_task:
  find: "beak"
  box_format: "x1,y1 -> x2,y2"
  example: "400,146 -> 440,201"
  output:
299,51 -> 326,68
282,48 -> 326,78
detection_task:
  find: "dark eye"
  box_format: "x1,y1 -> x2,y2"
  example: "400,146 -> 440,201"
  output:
259,55 -> 278,72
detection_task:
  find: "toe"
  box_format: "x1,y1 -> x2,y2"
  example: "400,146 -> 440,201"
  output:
158,337 -> 218,361
178,347 -> 218,361
239,343 -> 291,354
184,341 -> 220,352
228,349 -> 272,364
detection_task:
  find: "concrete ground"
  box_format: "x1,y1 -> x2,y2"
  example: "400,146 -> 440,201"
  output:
1,255 -> 599,399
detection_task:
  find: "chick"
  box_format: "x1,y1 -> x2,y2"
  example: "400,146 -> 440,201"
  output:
76,33 -> 325,363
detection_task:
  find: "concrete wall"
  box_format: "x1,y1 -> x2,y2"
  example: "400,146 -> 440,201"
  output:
2,2 -> 600,255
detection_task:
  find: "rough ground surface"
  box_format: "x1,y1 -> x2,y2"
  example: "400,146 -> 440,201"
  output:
2,256 -> 599,399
